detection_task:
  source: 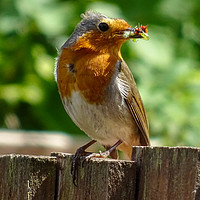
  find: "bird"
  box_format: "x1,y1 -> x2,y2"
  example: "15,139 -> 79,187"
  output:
55,10 -> 150,183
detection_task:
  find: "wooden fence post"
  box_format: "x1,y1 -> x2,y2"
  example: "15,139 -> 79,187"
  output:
51,153 -> 136,200
0,154 -> 57,200
132,146 -> 200,200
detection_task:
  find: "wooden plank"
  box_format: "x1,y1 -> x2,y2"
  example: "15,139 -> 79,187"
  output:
132,146 -> 200,200
1,147 -> 200,199
52,153 -> 136,200
0,154 -> 57,200
195,161 -> 200,200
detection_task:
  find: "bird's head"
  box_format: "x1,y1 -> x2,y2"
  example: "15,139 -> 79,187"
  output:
62,11 -> 149,53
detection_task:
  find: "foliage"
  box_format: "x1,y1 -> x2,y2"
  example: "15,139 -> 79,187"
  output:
0,0 -> 200,146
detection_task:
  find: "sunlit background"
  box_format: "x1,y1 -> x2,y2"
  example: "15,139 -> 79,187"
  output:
0,0 -> 200,155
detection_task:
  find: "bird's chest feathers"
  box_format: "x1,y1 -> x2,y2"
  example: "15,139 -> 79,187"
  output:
57,48 -> 120,104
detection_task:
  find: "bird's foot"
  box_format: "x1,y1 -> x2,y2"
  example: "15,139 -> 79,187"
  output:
71,140 -> 96,186
71,150 -> 109,186
83,150 -> 110,160
71,149 -> 90,186
71,140 -> 122,186
82,140 -> 123,165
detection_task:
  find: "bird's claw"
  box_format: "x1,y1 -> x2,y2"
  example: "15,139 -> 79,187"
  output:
71,153 -> 81,186
71,150 -> 91,186
81,150 -> 110,167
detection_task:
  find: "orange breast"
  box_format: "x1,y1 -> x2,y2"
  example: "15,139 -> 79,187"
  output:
57,48 -> 119,104
57,48 -> 76,99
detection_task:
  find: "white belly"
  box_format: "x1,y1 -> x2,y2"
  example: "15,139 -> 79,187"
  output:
62,88 -> 139,147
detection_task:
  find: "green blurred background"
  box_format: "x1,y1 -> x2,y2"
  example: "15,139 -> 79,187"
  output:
0,0 -> 200,146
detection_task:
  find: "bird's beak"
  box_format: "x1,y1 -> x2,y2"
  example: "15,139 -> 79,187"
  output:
122,26 -> 149,41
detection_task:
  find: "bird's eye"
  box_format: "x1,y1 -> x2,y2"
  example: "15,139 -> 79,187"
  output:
98,22 -> 109,32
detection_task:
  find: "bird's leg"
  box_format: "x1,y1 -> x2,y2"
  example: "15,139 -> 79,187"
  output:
104,145 -> 119,159
71,140 -> 96,186
84,140 -> 122,161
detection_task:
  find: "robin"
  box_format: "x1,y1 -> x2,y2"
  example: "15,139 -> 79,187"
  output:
55,10 -> 150,184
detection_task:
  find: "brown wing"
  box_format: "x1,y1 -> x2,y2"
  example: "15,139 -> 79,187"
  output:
119,61 -> 150,146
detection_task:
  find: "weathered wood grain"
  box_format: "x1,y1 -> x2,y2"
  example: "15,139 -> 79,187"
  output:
51,153 -> 136,200
0,154 -> 57,200
132,146 -> 200,200
1,147 -> 200,199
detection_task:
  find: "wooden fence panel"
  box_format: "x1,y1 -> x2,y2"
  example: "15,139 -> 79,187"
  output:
0,147 -> 200,200
132,146 -> 200,200
0,154 -> 57,200
52,153 -> 136,200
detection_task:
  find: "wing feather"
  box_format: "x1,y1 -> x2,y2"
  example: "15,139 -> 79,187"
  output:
118,61 -> 150,146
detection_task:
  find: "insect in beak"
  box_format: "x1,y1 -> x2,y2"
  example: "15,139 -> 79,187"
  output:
122,25 -> 149,41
